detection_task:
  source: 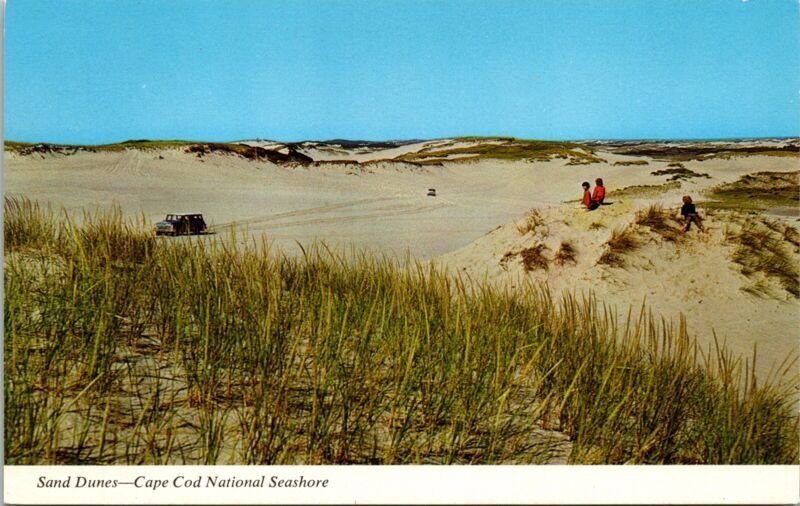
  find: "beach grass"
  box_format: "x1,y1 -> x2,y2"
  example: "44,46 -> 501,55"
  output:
635,205 -> 683,242
4,197 -> 798,464
553,241 -> 577,266
519,244 -> 550,272
612,160 -> 649,166
651,167 -> 711,182
598,227 -> 640,267
609,181 -> 682,199
516,209 -> 545,235
704,171 -> 799,212
725,217 -> 800,298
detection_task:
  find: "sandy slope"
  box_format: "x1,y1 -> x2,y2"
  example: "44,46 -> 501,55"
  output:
4,140 -> 799,382
438,201 -> 800,383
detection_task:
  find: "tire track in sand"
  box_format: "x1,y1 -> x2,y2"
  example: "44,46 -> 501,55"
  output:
216,200 -> 449,232
208,197 -> 386,230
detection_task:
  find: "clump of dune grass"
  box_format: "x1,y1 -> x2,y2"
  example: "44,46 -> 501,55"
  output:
741,277 -> 773,298
613,160 -> 649,166
598,227 -> 640,267
651,167 -> 711,181
781,225 -> 800,251
516,209 -> 545,235
610,181 -> 682,199
4,200 -> 799,465
4,196 -> 61,251
500,243 -> 550,272
588,222 -> 605,230
758,217 -> 800,252
725,219 -> 799,297
635,205 -> 683,242
519,244 -> 550,272
553,241 -> 577,266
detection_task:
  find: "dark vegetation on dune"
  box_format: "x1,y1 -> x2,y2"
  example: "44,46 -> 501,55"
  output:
553,241 -> 577,266
315,139 -> 420,150
599,141 -> 800,161
8,137 -> 798,168
650,166 -> 711,182
609,181 -> 682,199
4,140 -> 314,165
5,197 -> 798,465
612,160 -> 649,166
185,143 -> 313,164
396,138 -> 606,165
5,139 -> 197,154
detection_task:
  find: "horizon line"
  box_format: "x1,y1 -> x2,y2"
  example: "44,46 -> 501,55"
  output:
5,134 -> 800,147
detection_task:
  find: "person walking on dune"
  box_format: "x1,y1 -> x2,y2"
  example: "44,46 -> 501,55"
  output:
581,181 -> 598,210
592,178 -> 606,205
680,195 -> 705,233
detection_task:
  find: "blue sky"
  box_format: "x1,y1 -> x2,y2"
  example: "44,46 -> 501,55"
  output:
4,0 -> 800,143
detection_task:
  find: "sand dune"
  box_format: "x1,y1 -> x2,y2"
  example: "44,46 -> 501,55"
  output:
4,137 -> 799,382
438,202 -> 799,383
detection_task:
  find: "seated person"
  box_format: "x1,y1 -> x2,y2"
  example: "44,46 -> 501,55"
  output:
592,178 -> 606,204
582,181 -> 599,211
680,195 -> 705,233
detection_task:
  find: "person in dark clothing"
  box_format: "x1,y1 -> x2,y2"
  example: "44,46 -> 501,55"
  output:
680,195 -> 705,233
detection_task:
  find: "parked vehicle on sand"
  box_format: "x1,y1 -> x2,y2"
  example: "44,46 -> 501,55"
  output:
155,213 -> 207,236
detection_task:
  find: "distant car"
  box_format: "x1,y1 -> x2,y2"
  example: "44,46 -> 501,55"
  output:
427,188 -> 437,197
155,213 -> 207,236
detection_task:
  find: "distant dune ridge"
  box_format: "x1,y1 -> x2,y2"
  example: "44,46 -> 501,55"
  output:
4,136 -> 799,463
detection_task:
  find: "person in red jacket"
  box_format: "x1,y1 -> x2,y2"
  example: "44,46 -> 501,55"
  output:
581,181 -> 594,209
582,181 -> 600,210
592,178 -> 606,205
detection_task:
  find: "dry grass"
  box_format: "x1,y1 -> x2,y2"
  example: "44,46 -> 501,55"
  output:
516,209 -> 545,235
598,227 -> 640,267
5,197 -> 799,465
725,218 -> 800,298
741,277 -> 773,298
613,160 -> 649,166
635,205 -> 683,242
610,181 -> 682,199
553,241 -> 577,266
651,167 -> 711,181
519,244 -> 550,272
762,219 -> 800,252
